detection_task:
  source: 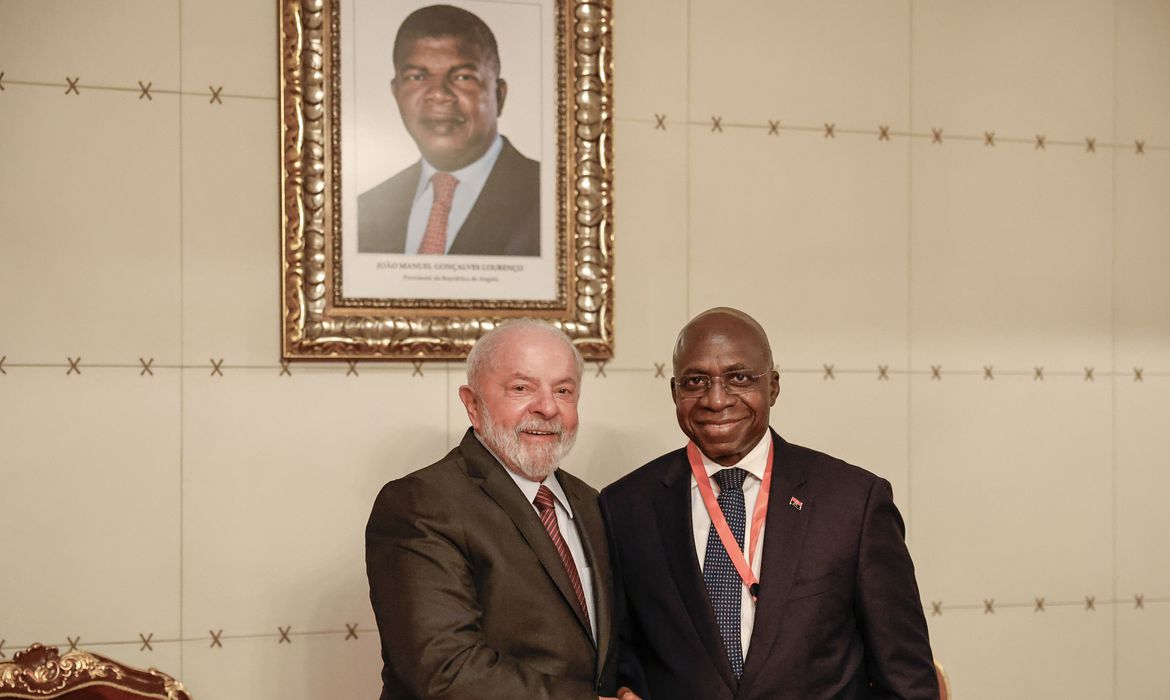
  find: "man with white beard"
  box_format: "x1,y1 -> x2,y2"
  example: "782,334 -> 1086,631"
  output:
366,320 -> 639,700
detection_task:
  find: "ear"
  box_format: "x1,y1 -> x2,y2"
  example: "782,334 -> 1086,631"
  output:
767,369 -> 780,406
458,385 -> 482,431
391,76 -> 400,100
495,78 -> 508,116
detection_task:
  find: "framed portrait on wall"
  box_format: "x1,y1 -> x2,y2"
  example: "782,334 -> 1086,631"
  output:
279,0 -> 614,360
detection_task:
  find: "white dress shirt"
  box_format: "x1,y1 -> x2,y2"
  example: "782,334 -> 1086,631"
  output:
691,431 -> 772,661
405,134 -> 504,254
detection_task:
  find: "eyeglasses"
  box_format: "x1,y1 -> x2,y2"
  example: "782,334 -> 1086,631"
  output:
671,370 -> 771,397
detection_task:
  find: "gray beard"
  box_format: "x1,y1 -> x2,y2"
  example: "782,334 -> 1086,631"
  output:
478,408 -> 578,481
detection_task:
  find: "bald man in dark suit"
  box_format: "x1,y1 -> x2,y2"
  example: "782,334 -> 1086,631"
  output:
601,309 -> 938,699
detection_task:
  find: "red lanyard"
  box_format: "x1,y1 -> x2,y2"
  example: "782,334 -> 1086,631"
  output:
687,440 -> 774,600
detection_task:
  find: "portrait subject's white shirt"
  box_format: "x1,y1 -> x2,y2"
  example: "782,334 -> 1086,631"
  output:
475,434 -> 599,639
405,134 -> 504,254
690,430 -> 771,660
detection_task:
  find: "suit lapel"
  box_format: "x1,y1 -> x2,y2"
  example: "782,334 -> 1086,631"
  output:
564,476 -> 612,673
462,433 -> 595,642
449,143 -> 512,255
655,452 -> 738,692
739,431 -> 811,695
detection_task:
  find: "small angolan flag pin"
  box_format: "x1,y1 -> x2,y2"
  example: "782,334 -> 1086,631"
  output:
789,497 -> 803,511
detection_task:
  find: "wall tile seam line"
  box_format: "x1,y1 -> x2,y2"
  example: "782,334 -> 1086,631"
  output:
1109,4 -> 1120,695
1,364 -> 1165,375
663,121 -> 1158,147
0,80 -> 277,101
3,630 -> 379,648
922,599 -> 1164,611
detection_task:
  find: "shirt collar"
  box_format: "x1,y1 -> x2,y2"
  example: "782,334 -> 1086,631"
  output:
415,134 -> 504,203
696,430 -> 772,484
474,430 -> 574,518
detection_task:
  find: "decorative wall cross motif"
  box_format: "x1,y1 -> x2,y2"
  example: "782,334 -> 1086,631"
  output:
0,72 -> 5,91
0,639 -> 6,658
1034,597 -> 1045,612
1084,595 -> 1096,611
710,116 -> 722,132
138,633 -> 153,651
823,122 -> 835,139
280,360 -> 292,376
878,125 -> 890,141
930,601 -> 942,616
1133,367 -> 1143,382
653,362 -> 665,378
65,77 -> 80,95
822,364 -> 835,380
1085,137 -> 1096,153
277,626 -> 292,643
1135,594 -> 1145,609
66,357 -> 81,375
138,81 -> 152,100
1,356 -> 8,375
411,360 -> 424,377
877,365 -> 889,380
931,128 -> 943,144
594,360 -> 608,378
983,365 -> 994,380
768,119 -> 780,135
67,636 -> 80,652
1135,140 -> 1145,155
1034,134 -> 1046,150
654,114 -> 666,130
1083,367 -> 1094,381
210,358 -> 224,376
1033,366 -> 1044,381
139,357 -> 154,376
209,85 -> 223,104
346,360 -> 359,376
983,599 -> 995,614
930,365 -> 942,380
984,131 -> 995,147
210,629 -> 223,648
345,623 -> 359,640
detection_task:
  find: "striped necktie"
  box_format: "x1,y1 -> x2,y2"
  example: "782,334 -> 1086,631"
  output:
533,484 -> 590,629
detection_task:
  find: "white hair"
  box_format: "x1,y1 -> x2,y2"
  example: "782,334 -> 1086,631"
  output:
465,319 -> 584,389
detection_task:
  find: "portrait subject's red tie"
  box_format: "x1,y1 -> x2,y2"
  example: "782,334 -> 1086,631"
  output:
417,172 -> 459,255
533,485 -> 591,629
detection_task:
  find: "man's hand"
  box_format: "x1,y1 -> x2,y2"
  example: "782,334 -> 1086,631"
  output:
599,688 -> 642,700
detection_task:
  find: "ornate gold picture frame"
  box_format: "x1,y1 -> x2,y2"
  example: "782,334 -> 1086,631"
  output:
279,0 -> 614,359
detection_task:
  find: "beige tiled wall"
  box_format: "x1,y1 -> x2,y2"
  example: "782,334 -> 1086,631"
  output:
1,1 -> 1167,699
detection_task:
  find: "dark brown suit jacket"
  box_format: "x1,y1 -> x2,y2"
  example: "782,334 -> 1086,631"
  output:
366,429 -> 617,700
600,430 -> 937,700
357,137 -> 540,256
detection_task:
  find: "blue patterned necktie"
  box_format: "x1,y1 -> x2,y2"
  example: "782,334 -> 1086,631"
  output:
703,467 -> 748,679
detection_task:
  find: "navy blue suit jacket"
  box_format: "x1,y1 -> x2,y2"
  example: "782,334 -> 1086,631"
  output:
600,430 -> 938,699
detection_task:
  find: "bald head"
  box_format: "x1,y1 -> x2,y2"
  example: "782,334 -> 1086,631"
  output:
670,307 -> 779,466
673,307 -> 774,376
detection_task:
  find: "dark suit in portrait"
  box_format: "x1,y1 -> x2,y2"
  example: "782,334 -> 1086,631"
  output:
600,429 -> 938,700
357,137 -> 540,256
366,429 -> 617,700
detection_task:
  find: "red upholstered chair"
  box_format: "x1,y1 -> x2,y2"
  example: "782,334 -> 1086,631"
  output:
0,643 -> 190,699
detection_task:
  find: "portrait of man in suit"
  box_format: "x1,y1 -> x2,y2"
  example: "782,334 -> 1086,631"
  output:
600,308 -> 938,699
365,320 -> 638,700
357,4 -> 541,257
